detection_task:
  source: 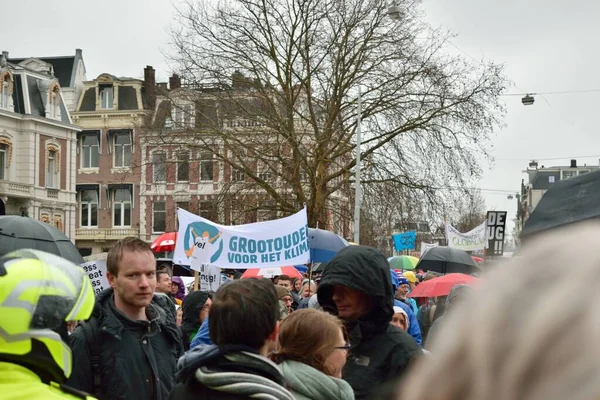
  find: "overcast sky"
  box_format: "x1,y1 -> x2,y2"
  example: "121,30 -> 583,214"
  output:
3,0 -> 599,237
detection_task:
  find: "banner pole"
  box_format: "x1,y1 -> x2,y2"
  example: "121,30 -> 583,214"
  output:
194,270 -> 199,291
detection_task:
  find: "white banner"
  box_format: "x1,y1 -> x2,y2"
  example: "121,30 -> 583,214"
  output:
80,260 -> 110,295
445,222 -> 486,251
173,208 -> 310,269
420,242 -> 438,257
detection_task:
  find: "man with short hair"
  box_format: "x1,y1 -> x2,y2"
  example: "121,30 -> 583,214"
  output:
156,269 -> 173,294
318,246 -> 420,400
68,237 -> 182,400
169,279 -> 293,400
276,274 -> 292,290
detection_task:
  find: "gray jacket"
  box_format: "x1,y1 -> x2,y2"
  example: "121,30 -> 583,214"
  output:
279,360 -> 355,400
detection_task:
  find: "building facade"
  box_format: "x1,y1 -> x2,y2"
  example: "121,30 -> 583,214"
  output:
139,73 -> 351,244
0,51 -> 81,238
519,159 -> 599,231
70,68 -> 152,256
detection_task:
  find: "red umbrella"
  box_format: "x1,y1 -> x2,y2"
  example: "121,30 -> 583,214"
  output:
471,255 -> 484,263
409,273 -> 478,298
241,266 -> 303,280
151,232 -> 177,253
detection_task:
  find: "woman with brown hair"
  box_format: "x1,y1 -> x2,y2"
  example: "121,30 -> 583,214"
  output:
272,309 -> 355,400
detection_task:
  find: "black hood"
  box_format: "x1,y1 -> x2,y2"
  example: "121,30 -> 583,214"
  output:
317,246 -> 394,332
181,290 -> 210,339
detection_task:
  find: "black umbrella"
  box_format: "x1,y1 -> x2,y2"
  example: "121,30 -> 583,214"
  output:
416,246 -> 480,275
0,215 -> 84,264
521,168 -> 600,238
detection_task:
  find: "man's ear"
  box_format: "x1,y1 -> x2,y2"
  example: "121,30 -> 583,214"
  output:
107,271 -> 117,288
267,320 -> 280,343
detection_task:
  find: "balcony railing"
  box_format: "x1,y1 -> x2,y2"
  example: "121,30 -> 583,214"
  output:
76,228 -> 139,241
0,180 -> 34,197
46,188 -> 59,199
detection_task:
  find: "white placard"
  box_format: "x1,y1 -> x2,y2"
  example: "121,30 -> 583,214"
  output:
80,260 -> 110,295
420,242 -> 438,257
173,208 -> 310,269
445,222 -> 486,251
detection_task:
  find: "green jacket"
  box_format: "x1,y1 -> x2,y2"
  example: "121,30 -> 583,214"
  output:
0,362 -> 96,400
279,359 -> 355,400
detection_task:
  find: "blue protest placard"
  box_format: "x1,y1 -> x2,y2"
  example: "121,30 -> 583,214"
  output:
392,231 -> 417,251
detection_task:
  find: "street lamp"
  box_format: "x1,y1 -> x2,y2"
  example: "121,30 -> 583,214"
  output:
522,94 -> 535,106
387,4 -> 405,20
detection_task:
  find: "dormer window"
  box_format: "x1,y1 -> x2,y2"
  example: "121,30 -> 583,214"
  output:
99,84 -> 114,109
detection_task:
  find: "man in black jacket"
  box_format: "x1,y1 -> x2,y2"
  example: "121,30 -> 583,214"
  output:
317,245 -> 421,399
67,237 -> 183,400
169,278 -> 293,400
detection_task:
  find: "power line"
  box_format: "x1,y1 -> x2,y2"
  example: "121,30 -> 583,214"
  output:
502,89 -> 600,97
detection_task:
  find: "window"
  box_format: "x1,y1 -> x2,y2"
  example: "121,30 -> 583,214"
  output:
81,134 -> 99,168
47,150 -> 58,188
299,170 -> 309,182
113,189 -> 131,227
548,176 -> 555,183
177,152 -> 189,182
0,144 -> 6,179
562,170 -> 577,180
99,85 -> 113,109
153,201 -> 166,233
200,151 -> 213,181
258,166 -> 272,182
80,190 -> 98,227
200,201 -> 214,220
173,103 -> 194,128
153,152 -> 166,182
113,133 -> 132,168
0,77 -> 10,109
231,169 -> 245,182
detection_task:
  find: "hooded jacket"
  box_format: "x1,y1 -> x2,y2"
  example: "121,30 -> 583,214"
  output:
390,270 -> 423,346
169,345 -> 294,400
67,289 -> 183,400
180,291 -> 210,350
317,246 -> 421,400
171,277 -> 186,301
278,359 -> 355,400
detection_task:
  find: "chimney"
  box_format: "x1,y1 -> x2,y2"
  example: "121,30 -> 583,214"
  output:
1,51 -> 8,66
169,73 -> 181,90
143,65 -> 156,110
570,159 -> 577,168
75,48 -> 82,57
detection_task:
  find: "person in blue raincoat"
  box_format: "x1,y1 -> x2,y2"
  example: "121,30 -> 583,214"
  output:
390,270 -> 422,346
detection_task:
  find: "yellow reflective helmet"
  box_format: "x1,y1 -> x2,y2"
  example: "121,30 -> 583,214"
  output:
0,249 -> 95,382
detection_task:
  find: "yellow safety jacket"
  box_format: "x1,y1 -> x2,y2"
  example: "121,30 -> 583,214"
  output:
0,362 -> 97,400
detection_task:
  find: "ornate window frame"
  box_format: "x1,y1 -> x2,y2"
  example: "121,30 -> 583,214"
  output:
0,135 -> 13,168
47,81 -> 62,120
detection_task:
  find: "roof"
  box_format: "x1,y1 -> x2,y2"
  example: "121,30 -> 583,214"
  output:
6,63 -> 71,124
9,53 -> 81,88
521,168 -> 600,238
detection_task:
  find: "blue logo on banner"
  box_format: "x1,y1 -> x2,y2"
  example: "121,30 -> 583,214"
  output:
392,231 -> 416,252
184,222 -> 224,263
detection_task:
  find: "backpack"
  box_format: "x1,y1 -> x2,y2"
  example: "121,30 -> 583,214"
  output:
79,319 -> 102,397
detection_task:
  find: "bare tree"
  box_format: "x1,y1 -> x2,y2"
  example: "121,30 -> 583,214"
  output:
157,0 -> 507,229
448,189 -> 487,232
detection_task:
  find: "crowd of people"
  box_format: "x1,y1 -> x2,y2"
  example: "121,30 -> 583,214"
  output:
3,221 -> 598,399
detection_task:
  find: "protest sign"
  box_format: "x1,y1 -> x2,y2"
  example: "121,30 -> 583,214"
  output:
80,260 -> 110,295
446,222 -> 486,251
392,231 -> 417,252
173,207 -> 310,269
420,242 -> 438,257
486,211 -> 507,256
190,264 -> 222,292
